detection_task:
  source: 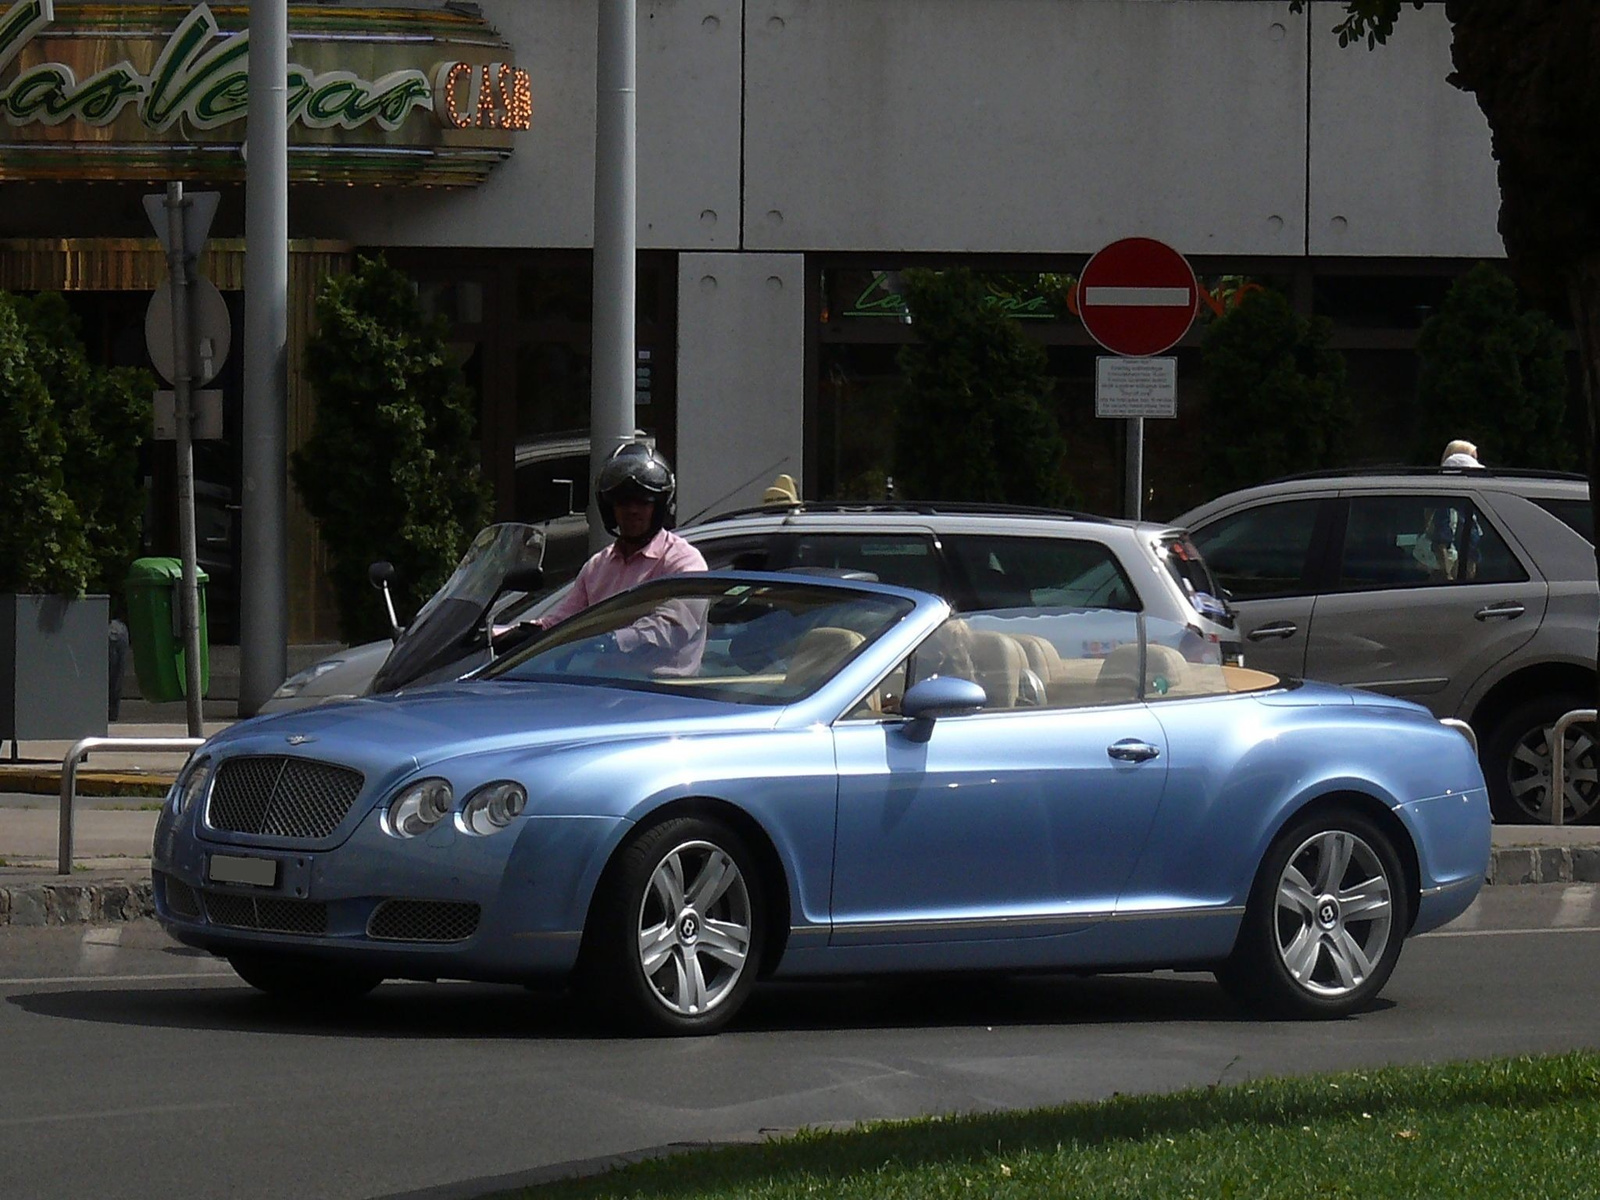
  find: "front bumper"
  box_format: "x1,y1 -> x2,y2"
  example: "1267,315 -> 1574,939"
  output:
152,803 -> 628,982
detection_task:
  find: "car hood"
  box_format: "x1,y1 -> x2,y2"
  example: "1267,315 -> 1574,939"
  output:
208,680 -> 781,775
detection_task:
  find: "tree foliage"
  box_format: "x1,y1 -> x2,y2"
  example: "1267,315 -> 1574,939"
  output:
294,255 -> 492,644
893,267 -> 1075,508
1200,289 -> 1353,495
0,292 -> 152,600
1415,263 -> 1574,469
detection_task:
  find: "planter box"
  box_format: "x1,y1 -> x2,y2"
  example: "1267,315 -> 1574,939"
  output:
0,594 -> 109,743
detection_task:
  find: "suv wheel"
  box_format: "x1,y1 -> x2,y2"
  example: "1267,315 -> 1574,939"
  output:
1483,693 -> 1600,825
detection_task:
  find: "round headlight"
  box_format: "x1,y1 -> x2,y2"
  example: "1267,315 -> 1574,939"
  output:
460,781 -> 527,836
387,778 -> 454,838
172,757 -> 212,816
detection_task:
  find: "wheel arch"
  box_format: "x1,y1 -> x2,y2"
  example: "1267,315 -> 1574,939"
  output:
1468,662 -> 1596,741
579,795 -> 794,978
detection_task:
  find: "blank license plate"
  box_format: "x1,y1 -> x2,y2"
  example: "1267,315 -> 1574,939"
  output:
209,854 -> 278,888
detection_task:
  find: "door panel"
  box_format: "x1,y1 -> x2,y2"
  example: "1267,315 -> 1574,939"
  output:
830,706 -> 1169,944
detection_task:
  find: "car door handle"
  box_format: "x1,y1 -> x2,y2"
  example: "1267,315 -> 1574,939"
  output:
1246,621 -> 1298,642
1474,603 -> 1525,621
1107,739 -> 1161,763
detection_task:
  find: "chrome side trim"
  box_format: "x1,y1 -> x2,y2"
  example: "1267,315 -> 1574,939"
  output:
831,903 -> 1244,939
1439,718 -> 1478,755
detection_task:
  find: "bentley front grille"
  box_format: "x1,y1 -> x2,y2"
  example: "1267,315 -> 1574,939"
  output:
202,890 -> 329,936
208,756 -> 365,840
367,900 -> 482,943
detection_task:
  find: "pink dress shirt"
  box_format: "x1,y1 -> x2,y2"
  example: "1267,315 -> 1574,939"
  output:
536,528 -> 708,629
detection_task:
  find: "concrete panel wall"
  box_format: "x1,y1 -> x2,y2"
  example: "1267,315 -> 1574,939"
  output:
294,0 -> 744,250
675,254 -> 806,522
1308,2 -> 1502,258
742,0 -> 1309,256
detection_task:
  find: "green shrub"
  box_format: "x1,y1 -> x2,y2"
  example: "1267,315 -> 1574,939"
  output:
1200,289 -> 1352,495
14,293 -> 153,606
1415,263 -> 1575,469
294,255 -> 492,643
893,268 -> 1075,507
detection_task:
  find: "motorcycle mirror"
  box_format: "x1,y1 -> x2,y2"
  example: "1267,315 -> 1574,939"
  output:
368,561 -> 396,589
501,565 -> 544,594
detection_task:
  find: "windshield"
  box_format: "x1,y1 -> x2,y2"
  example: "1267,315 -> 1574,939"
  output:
372,524 -> 546,694
483,576 -> 916,706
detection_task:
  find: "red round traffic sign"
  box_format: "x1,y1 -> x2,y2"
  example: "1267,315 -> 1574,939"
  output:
1077,237 -> 1199,357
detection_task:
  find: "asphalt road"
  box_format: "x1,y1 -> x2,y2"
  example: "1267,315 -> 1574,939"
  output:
4,885 -> 1600,1200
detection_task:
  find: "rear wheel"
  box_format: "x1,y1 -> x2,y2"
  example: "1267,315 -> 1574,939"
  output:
579,816 -> 764,1036
1482,693 -> 1599,825
1217,807 -> 1408,1019
228,952 -> 383,1003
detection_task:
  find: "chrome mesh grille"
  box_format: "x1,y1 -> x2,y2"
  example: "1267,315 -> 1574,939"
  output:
209,757 -> 364,839
368,900 -> 481,943
202,890 -> 329,936
160,873 -> 201,920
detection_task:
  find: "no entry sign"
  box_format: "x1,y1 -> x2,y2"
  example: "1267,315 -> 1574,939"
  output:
1078,237 -> 1199,357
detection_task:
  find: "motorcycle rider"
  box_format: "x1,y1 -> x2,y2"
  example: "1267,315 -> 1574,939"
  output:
500,442 -> 707,660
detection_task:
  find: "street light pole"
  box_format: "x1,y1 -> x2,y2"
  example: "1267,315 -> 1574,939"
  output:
240,0 -> 289,715
589,0 -> 637,550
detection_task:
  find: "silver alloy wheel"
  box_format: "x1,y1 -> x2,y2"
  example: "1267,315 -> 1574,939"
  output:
1273,829 -> 1394,998
636,839 -> 753,1017
1508,721 -> 1599,825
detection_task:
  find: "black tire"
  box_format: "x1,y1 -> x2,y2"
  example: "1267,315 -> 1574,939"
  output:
1216,806 -> 1409,1019
579,816 -> 765,1036
228,952 -> 383,1003
1482,693 -> 1599,825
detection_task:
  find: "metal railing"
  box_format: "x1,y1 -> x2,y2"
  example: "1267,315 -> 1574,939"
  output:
1549,709 -> 1597,829
59,737 -> 205,875
1440,718 -> 1478,755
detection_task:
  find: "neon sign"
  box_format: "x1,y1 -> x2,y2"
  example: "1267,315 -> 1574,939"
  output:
0,0 -> 531,134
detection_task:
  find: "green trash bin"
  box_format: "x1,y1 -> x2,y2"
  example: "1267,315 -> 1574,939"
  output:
125,557 -> 210,702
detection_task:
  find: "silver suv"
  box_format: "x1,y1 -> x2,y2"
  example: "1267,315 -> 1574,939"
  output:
1177,468 -> 1595,825
265,504 -> 1240,710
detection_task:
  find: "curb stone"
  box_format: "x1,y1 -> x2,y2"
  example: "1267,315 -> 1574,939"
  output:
0,846 -> 1593,929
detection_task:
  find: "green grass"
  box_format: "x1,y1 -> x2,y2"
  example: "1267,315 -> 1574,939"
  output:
516,1053 -> 1600,1200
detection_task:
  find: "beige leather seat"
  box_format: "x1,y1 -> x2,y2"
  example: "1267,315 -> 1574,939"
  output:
968,630 -> 1025,708
784,626 -> 864,691
1011,632 -> 1066,683
1096,642 -> 1187,702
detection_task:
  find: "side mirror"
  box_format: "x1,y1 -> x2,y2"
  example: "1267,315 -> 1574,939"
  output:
900,676 -> 988,721
368,561 -> 401,639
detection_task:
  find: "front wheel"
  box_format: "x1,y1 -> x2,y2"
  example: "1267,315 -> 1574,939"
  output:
579,816 -> 765,1036
1217,808 -> 1408,1019
228,953 -> 383,1003
1482,693 -> 1599,825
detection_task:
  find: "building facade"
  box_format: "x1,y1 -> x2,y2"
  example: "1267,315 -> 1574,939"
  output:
0,0 -> 1503,642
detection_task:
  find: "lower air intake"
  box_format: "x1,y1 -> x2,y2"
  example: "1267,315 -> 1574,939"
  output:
367,900 -> 481,943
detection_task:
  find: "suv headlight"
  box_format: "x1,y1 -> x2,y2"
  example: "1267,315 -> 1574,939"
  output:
271,659 -> 343,700
386,778 -> 454,838
459,781 -> 527,836
171,757 -> 213,816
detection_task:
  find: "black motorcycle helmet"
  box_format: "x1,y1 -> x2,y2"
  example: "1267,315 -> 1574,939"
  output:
596,441 -> 677,536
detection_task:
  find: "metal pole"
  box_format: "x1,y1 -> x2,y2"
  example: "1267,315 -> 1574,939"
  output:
1124,416 -> 1144,521
240,0 -> 289,715
164,183 -> 206,738
589,0 -> 638,552
59,737 -> 205,875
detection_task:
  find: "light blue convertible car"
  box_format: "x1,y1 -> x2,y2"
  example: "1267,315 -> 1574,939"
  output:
153,571 -> 1490,1035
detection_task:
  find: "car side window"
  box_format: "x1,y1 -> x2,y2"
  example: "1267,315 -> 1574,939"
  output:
695,535 -> 787,573
942,535 -> 1139,611
788,534 -> 943,593
1337,495 -> 1526,589
1188,500 -> 1320,599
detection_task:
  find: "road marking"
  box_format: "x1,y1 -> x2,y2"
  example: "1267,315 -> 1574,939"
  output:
1556,885 -> 1598,927
0,1101 -> 237,1128
0,970 -> 234,986
1420,925 -> 1600,940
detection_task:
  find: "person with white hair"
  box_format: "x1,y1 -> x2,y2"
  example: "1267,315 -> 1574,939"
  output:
1441,439 -> 1483,469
